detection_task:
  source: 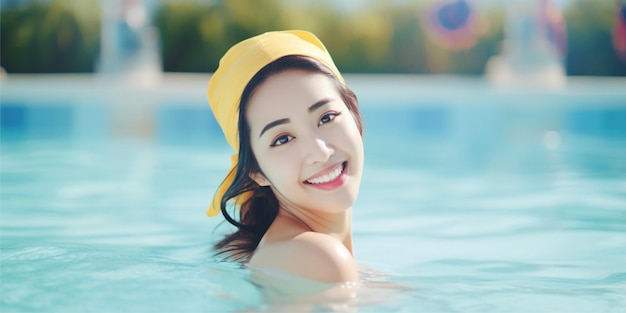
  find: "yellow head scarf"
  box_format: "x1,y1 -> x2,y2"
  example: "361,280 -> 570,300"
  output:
206,30 -> 344,217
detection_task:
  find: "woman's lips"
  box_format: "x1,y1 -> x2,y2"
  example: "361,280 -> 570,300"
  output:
304,162 -> 347,190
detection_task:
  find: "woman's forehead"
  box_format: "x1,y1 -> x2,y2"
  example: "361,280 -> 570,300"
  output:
246,70 -> 340,120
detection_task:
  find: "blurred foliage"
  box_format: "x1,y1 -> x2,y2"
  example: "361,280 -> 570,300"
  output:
1,0 -> 625,75
1,0 -> 101,73
154,0 -> 505,74
564,0 -> 626,76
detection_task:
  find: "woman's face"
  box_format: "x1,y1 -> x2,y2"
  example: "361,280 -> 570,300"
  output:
246,69 -> 364,214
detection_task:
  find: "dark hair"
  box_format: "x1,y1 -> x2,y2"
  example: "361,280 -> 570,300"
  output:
213,55 -> 363,262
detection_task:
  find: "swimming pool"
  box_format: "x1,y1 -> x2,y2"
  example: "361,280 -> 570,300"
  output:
1,74 -> 625,312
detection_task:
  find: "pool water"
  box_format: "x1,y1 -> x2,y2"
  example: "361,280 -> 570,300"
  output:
1,75 -> 626,312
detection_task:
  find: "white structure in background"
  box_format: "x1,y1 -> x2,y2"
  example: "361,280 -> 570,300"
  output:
97,0 -> 161,87
97,0 -> 161,136
485,0 -> 566,89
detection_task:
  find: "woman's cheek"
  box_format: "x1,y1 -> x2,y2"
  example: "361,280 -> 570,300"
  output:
265,149 -> 296,171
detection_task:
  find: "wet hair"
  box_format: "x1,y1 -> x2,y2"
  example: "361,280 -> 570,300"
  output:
213,55 -> 363,262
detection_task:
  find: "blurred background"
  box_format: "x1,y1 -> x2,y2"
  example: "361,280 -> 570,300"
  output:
1,0 -> 625,76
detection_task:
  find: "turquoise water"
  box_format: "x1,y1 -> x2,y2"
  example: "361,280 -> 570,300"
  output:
1,76 -> 626,312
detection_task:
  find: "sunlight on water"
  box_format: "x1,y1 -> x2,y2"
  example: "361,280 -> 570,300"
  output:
2,76 -> 626,312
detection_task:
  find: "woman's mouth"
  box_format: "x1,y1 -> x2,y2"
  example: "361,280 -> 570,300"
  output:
304,162 -> 347,190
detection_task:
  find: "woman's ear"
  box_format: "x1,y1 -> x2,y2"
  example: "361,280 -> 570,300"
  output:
250,172 -> 271,187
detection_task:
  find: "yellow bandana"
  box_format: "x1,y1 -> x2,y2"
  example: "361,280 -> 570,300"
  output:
206,30 -> 344,217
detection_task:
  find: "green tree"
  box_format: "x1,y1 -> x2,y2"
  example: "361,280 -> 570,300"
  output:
564,0 -> 626,76
0,0 -> 100,73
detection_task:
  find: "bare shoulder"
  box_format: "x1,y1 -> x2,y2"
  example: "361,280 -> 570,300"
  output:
248,231 -> 358,283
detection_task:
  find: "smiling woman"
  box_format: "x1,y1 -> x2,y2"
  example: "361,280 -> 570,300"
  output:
206,30 -> 365,284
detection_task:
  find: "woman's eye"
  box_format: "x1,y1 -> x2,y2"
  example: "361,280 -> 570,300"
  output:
319,112 -> 341,126
270,135 -> 294,147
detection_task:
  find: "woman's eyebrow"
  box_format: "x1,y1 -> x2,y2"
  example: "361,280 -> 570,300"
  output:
259,99 -> 332,138
308,99 -> 331,113
259,118 -> 290,138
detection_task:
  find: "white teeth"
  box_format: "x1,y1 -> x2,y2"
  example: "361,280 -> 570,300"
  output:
306,164 -> 344,184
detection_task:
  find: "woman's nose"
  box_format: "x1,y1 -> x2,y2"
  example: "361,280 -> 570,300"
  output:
304,136 -> 334,165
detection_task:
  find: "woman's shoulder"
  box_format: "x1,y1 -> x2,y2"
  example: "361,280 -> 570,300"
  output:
248,231 -> 358,283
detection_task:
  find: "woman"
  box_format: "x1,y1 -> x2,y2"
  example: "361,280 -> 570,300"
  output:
207,30 -> 364,283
